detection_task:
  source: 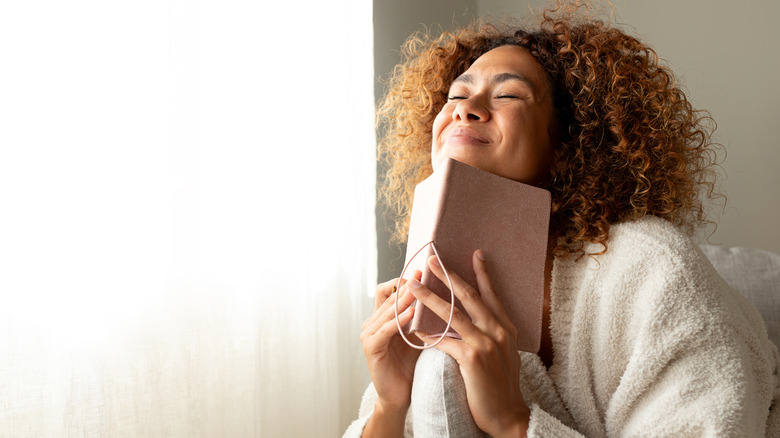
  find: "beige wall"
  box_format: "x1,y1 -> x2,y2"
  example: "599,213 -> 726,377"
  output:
374,0 -> 780,281
609,0 -> 780,254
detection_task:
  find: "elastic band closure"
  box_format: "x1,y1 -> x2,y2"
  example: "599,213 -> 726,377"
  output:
394,241 -> 455,350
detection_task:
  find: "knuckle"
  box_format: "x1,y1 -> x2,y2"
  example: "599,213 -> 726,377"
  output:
452,308 -> 469,325
462,285 -> 480,301
494,327 -> 508,346
415,284 -> 430,297
483,341 -> 498,357
462,347 -> 480,364
455,286 -> 479,303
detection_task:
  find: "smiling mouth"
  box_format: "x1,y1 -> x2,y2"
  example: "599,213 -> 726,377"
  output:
446,127 -> 489,145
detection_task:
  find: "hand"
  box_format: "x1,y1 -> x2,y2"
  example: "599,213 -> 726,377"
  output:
409,251 -> 529,437
360,272 -> 423,414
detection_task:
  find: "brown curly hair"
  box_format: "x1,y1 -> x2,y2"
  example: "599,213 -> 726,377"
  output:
377,1 -> 721,258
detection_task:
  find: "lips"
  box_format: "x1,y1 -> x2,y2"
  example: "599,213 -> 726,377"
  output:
445,127 -> 489,145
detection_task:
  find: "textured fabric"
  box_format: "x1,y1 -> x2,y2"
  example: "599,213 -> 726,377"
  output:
700,245 -> 780,347
526,404 -> 583,437
411,349 -> 488,437
344,217 -> 780,437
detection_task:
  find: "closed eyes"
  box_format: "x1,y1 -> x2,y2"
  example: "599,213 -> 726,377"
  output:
447,94 -> 521,101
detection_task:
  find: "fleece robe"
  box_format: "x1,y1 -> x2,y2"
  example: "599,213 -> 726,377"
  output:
344,216 -> 780,437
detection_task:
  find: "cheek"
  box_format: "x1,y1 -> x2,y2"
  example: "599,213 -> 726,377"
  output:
501,112 -> 554,181
512,110 -> 552,150
430,110 -> 450,157
432,109 -> 449,138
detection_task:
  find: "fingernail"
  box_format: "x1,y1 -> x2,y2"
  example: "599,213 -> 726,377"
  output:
476,250 -> 485,261
391,286 -> 397,293
409,278 -> 422,289
432,256 -> 440,266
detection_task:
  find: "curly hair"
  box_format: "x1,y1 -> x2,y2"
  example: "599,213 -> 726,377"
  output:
377,1 -> 721,259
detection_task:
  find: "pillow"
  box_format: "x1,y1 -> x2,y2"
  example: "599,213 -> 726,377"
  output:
700,245 -> 780,347
411,349 -> 487,437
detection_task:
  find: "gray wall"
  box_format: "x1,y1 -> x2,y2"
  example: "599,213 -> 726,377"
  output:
375,0 -> 780,281
374,0 -> 477,282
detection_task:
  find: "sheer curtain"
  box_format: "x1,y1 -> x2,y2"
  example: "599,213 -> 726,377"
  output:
0,1 -> 375,436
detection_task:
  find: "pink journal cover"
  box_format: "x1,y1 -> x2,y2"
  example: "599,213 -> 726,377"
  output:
402,158 -> 551,352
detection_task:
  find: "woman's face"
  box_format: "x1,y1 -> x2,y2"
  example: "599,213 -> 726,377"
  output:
431,45 -> 555,186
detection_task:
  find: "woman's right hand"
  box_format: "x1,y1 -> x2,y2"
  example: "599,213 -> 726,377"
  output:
360,271 -> 422,427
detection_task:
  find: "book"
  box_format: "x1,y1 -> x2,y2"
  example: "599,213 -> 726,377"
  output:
401,158 -> 551,352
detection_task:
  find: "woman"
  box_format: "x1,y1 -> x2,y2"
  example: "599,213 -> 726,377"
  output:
346,3 -> 780,437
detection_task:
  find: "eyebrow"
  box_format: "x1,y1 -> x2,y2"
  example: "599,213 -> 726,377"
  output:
452,72 -> 536,91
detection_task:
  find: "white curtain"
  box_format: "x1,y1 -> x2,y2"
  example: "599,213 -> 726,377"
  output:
0,1 -> 375,436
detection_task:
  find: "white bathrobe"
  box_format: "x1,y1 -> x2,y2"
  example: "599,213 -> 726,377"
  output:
344,216 -> 780,437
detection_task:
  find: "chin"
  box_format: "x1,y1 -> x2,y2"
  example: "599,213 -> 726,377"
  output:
434,149 -> 482,171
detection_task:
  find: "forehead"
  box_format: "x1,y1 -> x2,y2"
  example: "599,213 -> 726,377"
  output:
456,45 -> 549,90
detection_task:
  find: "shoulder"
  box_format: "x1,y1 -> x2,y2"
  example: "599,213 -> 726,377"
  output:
565,216 -> 718,297
555,216 -> 710,297
552,216 -> 742,355
557,216 -> 771,357
597,215 -> 701,267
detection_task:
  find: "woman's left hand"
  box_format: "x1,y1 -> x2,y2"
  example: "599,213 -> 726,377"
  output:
408,250 -> 530,438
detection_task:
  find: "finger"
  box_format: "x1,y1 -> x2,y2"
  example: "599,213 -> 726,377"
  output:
373,305 -> 416,345
471,251 -> 517,353
406,277 -> 483,342
415,331 -> 470,362
373,270 -> 422,311
363,281 -> 418,334
374,278 -> 401,311
472,250 -> 514,331
426,254 -> 516,351
362,305 -> 417,353
426,255 -> 494,327
365,285 -> 403,330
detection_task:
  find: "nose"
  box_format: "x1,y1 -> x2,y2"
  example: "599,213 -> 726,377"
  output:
452,96 -> 490,122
